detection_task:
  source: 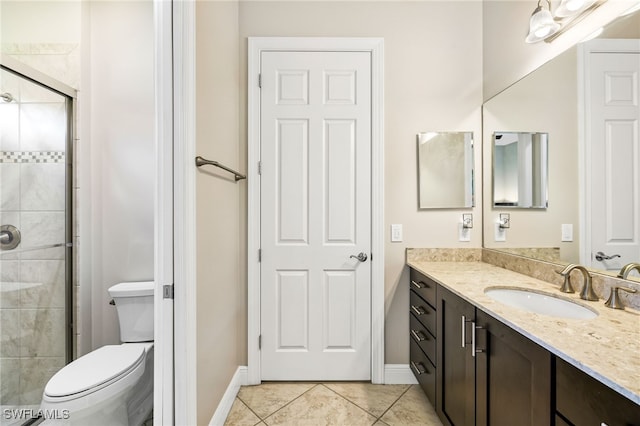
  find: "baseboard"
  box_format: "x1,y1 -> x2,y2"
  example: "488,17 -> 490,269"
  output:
208,366 -> 248,426
384,364 -> 418,384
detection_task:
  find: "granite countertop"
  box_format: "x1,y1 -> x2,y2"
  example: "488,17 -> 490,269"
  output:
407,260 -> 640,405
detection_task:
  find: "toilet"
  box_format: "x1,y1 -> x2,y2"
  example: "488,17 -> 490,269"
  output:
40,281 -> 155,426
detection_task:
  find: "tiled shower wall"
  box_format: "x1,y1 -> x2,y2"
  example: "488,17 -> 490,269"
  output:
0,70 -> 68,407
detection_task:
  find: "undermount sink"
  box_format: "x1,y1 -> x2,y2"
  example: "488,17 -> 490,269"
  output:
484,287 -> 598,320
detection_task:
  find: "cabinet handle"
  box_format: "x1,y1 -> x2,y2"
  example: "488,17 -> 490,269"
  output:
411,305 -> 426,316
472,322 -> 485,357
410,361 -> 427,375
411,329 -> 427,342
411,280 -> 427,289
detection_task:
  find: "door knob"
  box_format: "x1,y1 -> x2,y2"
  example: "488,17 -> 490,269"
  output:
350,252 -> 368,262
595,251 -> 621,262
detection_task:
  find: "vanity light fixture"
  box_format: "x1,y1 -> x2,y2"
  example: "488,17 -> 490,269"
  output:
525,0 -> 561,43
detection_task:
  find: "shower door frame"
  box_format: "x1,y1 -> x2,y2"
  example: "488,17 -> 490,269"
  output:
0,53 -> 76,392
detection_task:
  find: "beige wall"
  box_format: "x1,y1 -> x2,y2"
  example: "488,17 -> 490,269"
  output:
195,2 -> 245,424
87,1 -> 155,349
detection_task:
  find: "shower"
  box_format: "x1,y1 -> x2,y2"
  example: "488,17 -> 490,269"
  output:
0,64 -> 73,419
0,92 -> 14,102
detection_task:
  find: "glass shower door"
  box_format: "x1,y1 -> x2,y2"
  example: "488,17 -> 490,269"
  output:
0,65 -> 72,423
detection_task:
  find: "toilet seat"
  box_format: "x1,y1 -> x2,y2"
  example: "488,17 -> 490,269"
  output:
44,344 -> 149,401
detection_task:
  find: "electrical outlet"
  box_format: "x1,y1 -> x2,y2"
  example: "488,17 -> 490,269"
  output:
391,224 -> 403,242
561,224 -> 573,242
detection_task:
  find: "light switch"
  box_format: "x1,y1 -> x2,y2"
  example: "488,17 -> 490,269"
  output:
391,224 -> 403,242
561,224 -> 573,242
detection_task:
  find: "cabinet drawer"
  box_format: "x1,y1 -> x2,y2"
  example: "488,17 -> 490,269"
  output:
410,290 -> 436,335
410,268 -> 437,307
410,338 -> 436,405
556,358 -> 640,425
410,312 -> 436,365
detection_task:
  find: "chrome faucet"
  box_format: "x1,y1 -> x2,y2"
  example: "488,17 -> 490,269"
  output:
559,264 -> 598,301
617,262 -> 640,280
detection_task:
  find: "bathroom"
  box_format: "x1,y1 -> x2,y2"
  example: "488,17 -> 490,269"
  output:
1,0 -> 638,425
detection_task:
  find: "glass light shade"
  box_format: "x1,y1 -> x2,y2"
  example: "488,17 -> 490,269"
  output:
525,5 -> 561,43
555,0 -> 597,18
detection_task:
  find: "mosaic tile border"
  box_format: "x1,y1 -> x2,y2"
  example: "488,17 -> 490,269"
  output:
0,151 -> 65,163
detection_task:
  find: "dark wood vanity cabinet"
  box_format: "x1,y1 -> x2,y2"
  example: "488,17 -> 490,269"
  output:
435,284 -> 551,426
555,357 -> 640,426
409,268 -> 438,405
410,267 -> 639,426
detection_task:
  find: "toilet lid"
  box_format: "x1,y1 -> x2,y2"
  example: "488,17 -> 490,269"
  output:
45,345 -> 146,398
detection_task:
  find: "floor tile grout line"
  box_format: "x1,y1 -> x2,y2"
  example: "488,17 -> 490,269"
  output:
375,384 -> 414,421
256,383 -> 321,423
320,383 -> 379,423
231,396 -> 263,425
325,385 -> 411,421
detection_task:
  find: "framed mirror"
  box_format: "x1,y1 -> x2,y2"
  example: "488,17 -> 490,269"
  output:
492,131 -> 548,209
417,131 -> 474,209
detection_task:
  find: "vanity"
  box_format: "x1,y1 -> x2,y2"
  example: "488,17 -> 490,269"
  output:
407,259 -> 640,426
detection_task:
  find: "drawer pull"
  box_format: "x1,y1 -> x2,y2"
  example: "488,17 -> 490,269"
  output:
411,280 -> 427,289
410,361 -> 427,375
411,305 -> 426,316
410,329 -> 427,342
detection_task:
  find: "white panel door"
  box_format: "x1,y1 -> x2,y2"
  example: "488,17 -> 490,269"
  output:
260,51 -> 371,380
590,51 -> 640,271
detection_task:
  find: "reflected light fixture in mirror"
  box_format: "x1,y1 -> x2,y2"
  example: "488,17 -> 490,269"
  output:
526,0 -> 561,43
555,0 -> 597,18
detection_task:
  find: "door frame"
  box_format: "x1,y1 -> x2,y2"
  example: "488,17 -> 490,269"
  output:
578,38 -> 640,266
247,37 -> 385,385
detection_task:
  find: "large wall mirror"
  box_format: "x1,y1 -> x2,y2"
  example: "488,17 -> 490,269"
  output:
417,131 -> 474,209
482,6 -> 640,275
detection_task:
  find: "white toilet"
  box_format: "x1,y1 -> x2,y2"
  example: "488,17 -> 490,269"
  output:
40,281 -> 155,426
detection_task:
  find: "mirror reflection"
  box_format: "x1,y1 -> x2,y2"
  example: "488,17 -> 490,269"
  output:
417,132 -> 474,209
493,132 -> 548,209
482,7 -> 640,275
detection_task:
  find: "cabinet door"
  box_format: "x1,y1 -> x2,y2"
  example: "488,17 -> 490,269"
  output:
556,357 -> 640,425
475,310 -> 552,426
437,285 -> 476,426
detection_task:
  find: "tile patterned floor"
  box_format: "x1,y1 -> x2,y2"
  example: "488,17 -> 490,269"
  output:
224,382 -> 443,425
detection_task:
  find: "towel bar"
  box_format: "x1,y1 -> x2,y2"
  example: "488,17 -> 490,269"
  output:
195,156 -> 246,182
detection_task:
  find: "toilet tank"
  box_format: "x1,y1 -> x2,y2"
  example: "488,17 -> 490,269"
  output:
108,281 -> 154,342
